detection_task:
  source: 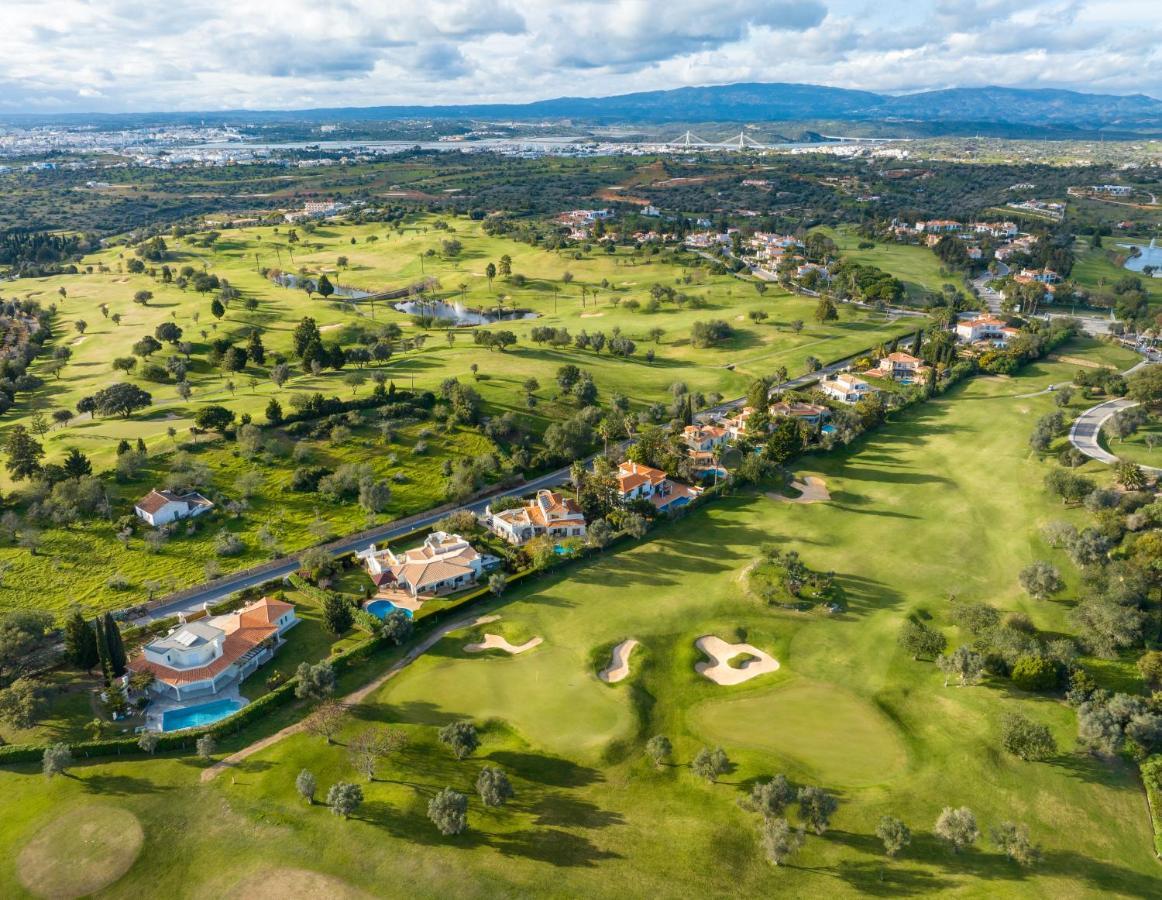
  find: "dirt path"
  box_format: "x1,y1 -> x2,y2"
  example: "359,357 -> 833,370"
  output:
200,613 -> 499,783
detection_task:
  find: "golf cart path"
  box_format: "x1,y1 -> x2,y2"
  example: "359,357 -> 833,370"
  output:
1068,359 -> 1161,474
200,613 -> 499,783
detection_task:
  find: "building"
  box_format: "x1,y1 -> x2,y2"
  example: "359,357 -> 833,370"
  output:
1015,268 -> 1061,285
820,373 -> 874,404
482,490 -> 587,546
877,352 -> 926,378
955,316 -> 1021,344
358,532 -> 486,598
769,401 -> 830,427
915,219 -> 962,233
127,596 -> 298,702
1091,184 -> 1133,196
682,424 -> 730,453
722,406 -> 759,439
134,489 -> 214,527
617,461 -> 702,511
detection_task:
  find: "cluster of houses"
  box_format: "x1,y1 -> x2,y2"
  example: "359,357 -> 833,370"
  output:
892,218 -> 1026,262
556,208 -> 612,239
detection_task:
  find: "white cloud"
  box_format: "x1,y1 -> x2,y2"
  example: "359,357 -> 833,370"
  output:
0,0 -> 1157,112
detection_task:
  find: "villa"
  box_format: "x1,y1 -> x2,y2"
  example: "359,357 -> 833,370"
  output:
482,490 -> 588,545
126,596 -> 298,701
874,351 -> 928,379
956,315 -> 1021,344
682,423 -> 730,452
358,531 -> 486,598
821,373 -> 875,404
1015,267 -> 1061,285
617,461 -> 702,511
133,488 -> 214,527
769,400 -> 830,427
722,406 -> 760,439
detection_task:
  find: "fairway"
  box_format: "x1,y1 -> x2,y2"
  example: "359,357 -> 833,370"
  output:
689,680 -> 908,787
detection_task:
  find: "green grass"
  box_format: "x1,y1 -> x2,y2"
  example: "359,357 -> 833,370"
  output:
1071,239 -> 1162,309
816,225 -> 959,302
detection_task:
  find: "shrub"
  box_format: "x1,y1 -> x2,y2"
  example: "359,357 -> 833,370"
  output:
1010,655 -> 1059,691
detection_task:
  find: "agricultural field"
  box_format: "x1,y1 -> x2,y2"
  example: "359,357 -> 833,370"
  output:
0,348 -> 1157,898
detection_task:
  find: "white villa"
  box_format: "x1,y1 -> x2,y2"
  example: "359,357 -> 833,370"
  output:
127,596 -> 297,701
682,424 -> 730,452
617,461 -> 702,512
821,373 -> 875,404
956,315 -> 1021,344
876,351 -> 927,378
482,490 -> 588,545
134,489 -> 214,527
769,400 -> 831,427
358,532 -> 486,598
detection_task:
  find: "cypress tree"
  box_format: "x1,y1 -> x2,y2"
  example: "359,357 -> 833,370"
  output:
93,615 -> 113,683
103,612 -> 128,678
911,331 -> 922,356
65,609 -> 99,672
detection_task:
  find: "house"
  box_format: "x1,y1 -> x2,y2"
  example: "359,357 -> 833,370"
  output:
722,406 -> 760,439
682,424 -> 730,453
1016,268 -> 1061,285
617,461 -> 702,511
482,490 -> 587,545
769,401 -> 830,427
358,532 -> 485,598
878,352 -> 925,378
127,596 -> 298,702
955,316 -> 1021,344
915,219 -> 962,233
796,262 -> 831,280
1091,184 -> 1132,196
134,489 -> 214,527
820,373 -> 874,404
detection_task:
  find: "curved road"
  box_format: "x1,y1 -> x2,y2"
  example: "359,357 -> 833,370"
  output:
1067,359 -> 1159,474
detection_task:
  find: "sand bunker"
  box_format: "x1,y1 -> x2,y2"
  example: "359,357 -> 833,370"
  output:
465,634 -> 543,654
599,639 -> 640,683
769,476 -> 830,504
695,635 -> 779,685
580,312 -> 605,318
218,867 -> 374,900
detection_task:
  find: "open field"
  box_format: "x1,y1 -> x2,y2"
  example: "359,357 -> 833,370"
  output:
1,349 -> 1156,897
816,225 -> 960,303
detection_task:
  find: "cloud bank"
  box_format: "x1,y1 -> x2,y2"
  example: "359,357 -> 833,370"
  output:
0,0 -> 1158,112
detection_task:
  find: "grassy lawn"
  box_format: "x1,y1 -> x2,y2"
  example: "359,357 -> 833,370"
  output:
815,225 -> 959,303
1070,239 -> 1162,309
1,346 -> 1156,897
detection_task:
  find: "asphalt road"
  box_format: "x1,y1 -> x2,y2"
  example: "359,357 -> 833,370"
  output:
1067,359 -> 1158,473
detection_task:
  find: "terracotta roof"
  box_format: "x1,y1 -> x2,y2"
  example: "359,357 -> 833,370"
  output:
617,461 -> 667,493
883,352 -> 921,364
239,597 -> 294,628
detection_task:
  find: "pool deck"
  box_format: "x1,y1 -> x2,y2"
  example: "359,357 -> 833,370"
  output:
370,589 -> 426,613
145,684 -> 247,732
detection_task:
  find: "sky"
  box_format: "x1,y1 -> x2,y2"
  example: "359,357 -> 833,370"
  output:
1,0 -> 1160,113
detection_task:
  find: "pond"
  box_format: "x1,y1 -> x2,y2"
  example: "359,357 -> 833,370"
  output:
393,299 -> 538,325
1118,239 -> 1162,277
271,273 -> 374,299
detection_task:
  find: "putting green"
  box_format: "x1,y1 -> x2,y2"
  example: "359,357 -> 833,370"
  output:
689,680 -> 907,787
375,640 -> 633,757
17,804 -> 143,899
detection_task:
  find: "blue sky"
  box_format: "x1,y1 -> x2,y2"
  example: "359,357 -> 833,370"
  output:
0,0 -> 1159,112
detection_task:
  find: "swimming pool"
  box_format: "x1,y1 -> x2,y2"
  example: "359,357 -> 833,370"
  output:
366,599 -> 414,620
161,698 -> 245,732
821,424 -> 837,435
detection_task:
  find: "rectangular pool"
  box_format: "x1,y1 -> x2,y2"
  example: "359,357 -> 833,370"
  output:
161,698 -> 246,732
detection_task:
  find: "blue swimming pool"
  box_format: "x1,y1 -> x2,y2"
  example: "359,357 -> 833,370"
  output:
821,424 -> 837,435
366,599 -> 414,620
161,698 -> 245,732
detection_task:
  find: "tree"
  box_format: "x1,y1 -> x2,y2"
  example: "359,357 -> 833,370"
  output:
746,775 -> 796,819
133,335 -> 162,358
64,609 -> 98,671
210,297 -> 226,320
429,787 -> 469,835
999,712 -> 1057,761
0,678 -> 44,729
137,730 -> 159,755
304,699 -> 348,744
1114,461 -> 1146,490
476,766 -> 515,807
381,610 -> 414,646
42,743 -> 73,778
317,274 -> 335,299
760,818 -> 804,866
1137,650 -> 1162,689
196,733 -> 216,760
327,781 -> 364,819
62,448 -> 92,480
1010,654 -> 1058,691
296,769 -> 317,804
102,612 -> 127,678
937,646 -> 985,687
438,720 -> 479,760
265,397 -> 283,426
646,735 -> 672,769
876,815 -> 911,859
814,297 -> 838,323
322,594 -> 354,636
93,383 -> 152,418
991,821 -> 1041,867
4,425 -> 44,481
797,785 -> 838,835
1018,561 -> 1064,600
485,262 -> 497,290
295,660 -> 336,700
934,806 -> 978,854
113,356 -> 137,374
348,727 -> 407,781
691,746 -> 730,783
623,513 -> 648,540
194,405 -> 234,432
488,572 -> 507,596
155,321 -> 183,344
897,619 -> 947,660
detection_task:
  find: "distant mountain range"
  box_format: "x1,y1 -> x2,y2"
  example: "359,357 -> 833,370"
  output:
7,82 -> 1162,134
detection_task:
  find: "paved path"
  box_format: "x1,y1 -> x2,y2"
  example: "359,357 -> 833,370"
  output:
1067,358 -> 1160,473
200,612 -> 499,783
